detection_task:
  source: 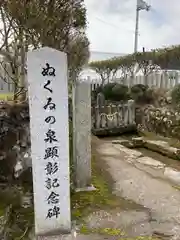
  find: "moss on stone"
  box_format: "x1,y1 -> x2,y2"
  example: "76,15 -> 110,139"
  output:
139,130 -> 168,142
139,130 -> 180,149
79,225 -> 161,239
80,224 -> 125,236
173,185 -> 180,191
71,154 -> 122,221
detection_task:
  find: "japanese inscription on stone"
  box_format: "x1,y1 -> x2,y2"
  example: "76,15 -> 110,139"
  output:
42,63 -> 61,219
27,47 -> 71,236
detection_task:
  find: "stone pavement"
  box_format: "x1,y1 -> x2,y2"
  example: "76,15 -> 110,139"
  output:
92,136 -> 180,239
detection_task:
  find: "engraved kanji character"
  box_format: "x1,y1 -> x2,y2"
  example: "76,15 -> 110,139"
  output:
47,191 -> 59,204
44,146 -> 59,159
45,162 -> 58,175
44,129 -> 58,143
46,206 -> 60,219
45,178 -> 60,190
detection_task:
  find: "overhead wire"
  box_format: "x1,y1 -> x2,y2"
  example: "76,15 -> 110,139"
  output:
87,12 -> 136,34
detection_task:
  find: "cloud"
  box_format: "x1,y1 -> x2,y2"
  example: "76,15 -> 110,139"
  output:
84,0 -> 180,54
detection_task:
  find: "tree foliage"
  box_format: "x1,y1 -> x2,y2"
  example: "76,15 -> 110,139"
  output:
89,45 -> 180,84
68,32 -> 89,77
2,0 -> 89,77
0,5 -> 28,100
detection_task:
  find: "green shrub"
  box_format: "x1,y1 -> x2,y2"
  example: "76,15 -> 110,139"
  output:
130,84 -> 147,99
92,85 -> 103,100
171,84 -> 180,106
111,84 -> 129,101
130,84 -> 154,104
102,83 -> 116,100
98,83 -> 129,101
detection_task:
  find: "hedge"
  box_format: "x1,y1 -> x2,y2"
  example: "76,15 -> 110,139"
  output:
89,45 -> 180,83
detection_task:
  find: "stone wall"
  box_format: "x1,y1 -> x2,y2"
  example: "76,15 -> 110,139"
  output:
136,105 -> 180,139
0,102 -> 31,183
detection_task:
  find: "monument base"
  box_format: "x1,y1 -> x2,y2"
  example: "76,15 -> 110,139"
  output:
36,229 -> 77,240
75,185 -> 96,193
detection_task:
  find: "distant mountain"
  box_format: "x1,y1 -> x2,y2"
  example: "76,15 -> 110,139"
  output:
89,51 -> 126,62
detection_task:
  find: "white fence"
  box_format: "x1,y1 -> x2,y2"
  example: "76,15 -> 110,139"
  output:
126,71 -> 179,89
80,71 -> 180,91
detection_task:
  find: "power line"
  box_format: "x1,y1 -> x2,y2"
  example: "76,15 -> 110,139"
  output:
95,17 -> 120,29
87,13 -> 135,34
90,50 -> 125,55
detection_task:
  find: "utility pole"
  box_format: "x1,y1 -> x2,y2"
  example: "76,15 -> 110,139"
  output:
134,6 -> 140,53
134,0 -> 151,53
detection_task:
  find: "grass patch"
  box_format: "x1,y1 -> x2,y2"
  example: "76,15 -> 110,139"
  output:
71,154 -> 121,221
138,130 -> 168,141
0,93 -> 14,101
80,225 -> 125,236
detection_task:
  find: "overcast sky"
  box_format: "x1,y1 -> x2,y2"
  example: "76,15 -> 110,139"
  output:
84,0 -> 180,54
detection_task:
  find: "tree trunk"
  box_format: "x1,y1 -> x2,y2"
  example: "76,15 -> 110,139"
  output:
17,27 -> 26,101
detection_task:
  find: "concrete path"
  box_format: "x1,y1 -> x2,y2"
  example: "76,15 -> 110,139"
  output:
92,136 -> 180,239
